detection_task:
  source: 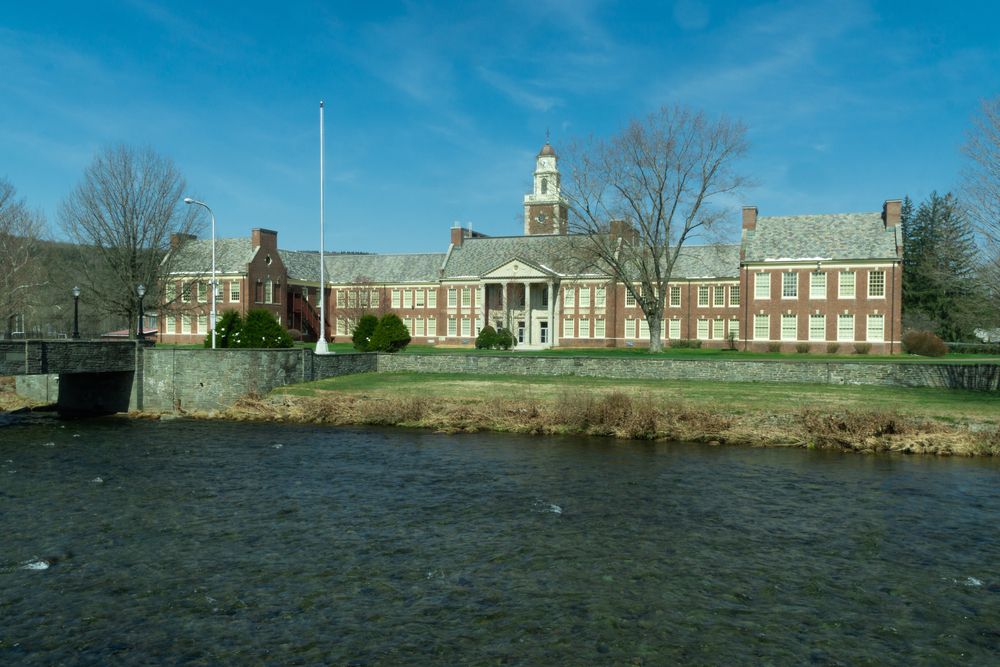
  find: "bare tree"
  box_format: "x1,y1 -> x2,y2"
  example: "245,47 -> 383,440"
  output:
0,178 -> 48,336
962,96 -> 1000,311
563,105 -> 749,352
60,145 -> 201,336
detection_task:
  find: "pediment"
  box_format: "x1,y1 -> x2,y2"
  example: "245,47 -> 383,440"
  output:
481,257 -> 553,279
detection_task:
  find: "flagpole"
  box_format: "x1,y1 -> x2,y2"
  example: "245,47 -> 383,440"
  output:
315,100 -> 330,354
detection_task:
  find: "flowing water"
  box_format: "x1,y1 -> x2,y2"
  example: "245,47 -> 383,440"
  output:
1,414 -> 998,665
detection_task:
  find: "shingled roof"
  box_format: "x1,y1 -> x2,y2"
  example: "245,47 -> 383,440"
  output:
282,250 -> 446,284
165,238 -> 255,274
742,213 -> 899,262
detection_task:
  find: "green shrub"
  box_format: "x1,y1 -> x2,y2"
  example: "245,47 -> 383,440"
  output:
238,309 -> 293,348
205,310 -> 243,348
795,342 -> 810,354
494,327 -> 515,350
767,342 -> 782,353
352,314 -> 379,352
902,330 -> 948,357
854,342 -> 871,355
671,339 -> 702,349
369,313 -> 411,353
827,343 -> 840,354
475,324 -> 498,350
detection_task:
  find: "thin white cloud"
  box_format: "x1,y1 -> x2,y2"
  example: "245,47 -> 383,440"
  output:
477,67 -> 560,111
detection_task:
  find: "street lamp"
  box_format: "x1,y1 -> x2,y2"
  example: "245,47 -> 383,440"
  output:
183,197 -> 217,350
71,286 -> 81,339
137,284 -> 146,339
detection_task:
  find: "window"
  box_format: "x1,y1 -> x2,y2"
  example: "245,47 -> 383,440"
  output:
230,282 -> 240,303
809,314 -> 826,341
781,314 -> 797,341
810,272 -> 826,299
255,280 -> 263,303
181,314 -> 191,334
698,285 -> 709,307
337,290 -> 346,308
639,320 -> 650,339
447,288 -> 457,308
541,287 -> 549,307
348,290 -> 357,309
579,287 -> 591,308
595,319 -> 606,339
414,317 -> 425,336
371,290 -> 380,308
264,277 -> 273,304
838,314 -> 855,341
181,282 -> 191,303
782,272 -> 797,298
563,318 -> 575,338
625,288 -> 636,307
336,318 -> 347,335
427,316 -> 436,335
713,318 -> 724,340
579,318 -> 590,338
427,290 -> 436,308
403,318 -> 413,335
669,319 -> 681,340
403,290 -> 413,308
391,289 -> 401,308
670,286 -> 681,307
730,285 -> 740,306
595,287 -> 606,308
461,287 -> 471,307
461,318 -> 471,336
755,273 -> 771,299
164,314 -> 175,334
198,314 -> 207,333
447,317 -> 457,336
839,271 -> 856,299
415,290 -> 425,308
626,319 -> 638,338
754,314 -> 770,340
198,282 -> 208,303
714,286 -> 725,307
868,271 -> 885,298
564,286 -> 575,307
697,319 -> 709,340
727,319 -> 739,340
541,177 -> 548,194
867,314 -> 884,342
165,282 -> 176,302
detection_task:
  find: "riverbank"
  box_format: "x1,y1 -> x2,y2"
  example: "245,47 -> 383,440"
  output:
205,372 -> 1000,456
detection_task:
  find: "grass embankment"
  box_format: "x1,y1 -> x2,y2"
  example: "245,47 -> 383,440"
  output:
216,372 -> 1000,456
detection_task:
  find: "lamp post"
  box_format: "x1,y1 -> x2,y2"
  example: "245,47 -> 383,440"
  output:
137,284 -> 146,339
71,286 -> 81,339
183,197 -> 217,350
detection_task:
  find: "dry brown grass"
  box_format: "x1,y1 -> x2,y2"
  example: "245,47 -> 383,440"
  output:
203,389 -> 1000,457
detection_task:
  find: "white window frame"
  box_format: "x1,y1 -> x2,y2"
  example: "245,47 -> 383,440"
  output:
837,314 -> 855,342
780,314 -> 797,341
391,289 -> 401,309
782,272 -> 798,299
625,288 -> 636,307
579,318 -> 590,338
712,318 -> 724,340
427,316 -> 436,335
595,286 -> 606,308
714,286 -> 725,307
868,271 -> 886,299
670,286 -> 681,307
669,319 -> 681,340
229,281 -> 240,303
563,318 -> 575,338
198,282 -> 208,303
810,272 -> 827,300
460,318 -> 471,336
808,314 -> 826,341
427,290 -> 436,308
595,319 -> 606,339
698,285 -> 709,307
181,314 -> 191,334
579,287 -> 591,308
639,320 -> 650,339
729,285 -> 740,307
164,314 -> 175,334
867,314 -> 884,342
461,287 -> 472,307
696,319 -> 709,340
415,317 -> 425,336
447,317 -> 457,336
753,314 -> 769,340
755,273 -> 770,299
415,289 -> 425,308
839,271 -> 856,299
564,286 -> 575,307
727,319 -> 739,340
403,290 -> 413,308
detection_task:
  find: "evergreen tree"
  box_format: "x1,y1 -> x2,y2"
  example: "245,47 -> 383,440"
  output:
205,310 -> 243,348
369,313 -> 411,352
352,314 -> 378,352
237,309 -> 293,348
475,324 -> 497,349
902,192 -> 980,341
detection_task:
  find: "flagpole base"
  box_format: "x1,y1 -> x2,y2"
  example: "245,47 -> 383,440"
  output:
314,338 -> 332,355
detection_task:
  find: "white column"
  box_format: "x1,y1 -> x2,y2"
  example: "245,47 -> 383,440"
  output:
479,282 -> 487,331
523,281 -> 531,344
549,280 -> 557,347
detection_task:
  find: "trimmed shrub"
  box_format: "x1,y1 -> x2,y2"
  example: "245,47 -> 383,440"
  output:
767,342 -> 782,353
287,328 -> 302,342
671,339 -> 702,349
827,343 -> 840,354
854,342 -> 871,355
494,328 -> 515,350
369,313 -> 411,353
238,309 -> 293,348
475,324 -> 498,350
352,314 -> 379,352
902,330 -> 948,357
205,310 -> 243,348
795,342 -> 810,354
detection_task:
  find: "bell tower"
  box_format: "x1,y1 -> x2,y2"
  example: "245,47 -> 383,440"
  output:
523,139 -> 569,235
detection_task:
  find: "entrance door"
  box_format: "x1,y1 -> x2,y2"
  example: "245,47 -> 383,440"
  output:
517,320 -> 526,344
539,321 -> 548,344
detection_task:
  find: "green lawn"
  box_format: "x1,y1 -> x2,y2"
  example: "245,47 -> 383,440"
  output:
275,371 -> 1000,423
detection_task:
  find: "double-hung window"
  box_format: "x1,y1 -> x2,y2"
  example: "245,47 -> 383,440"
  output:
782,272 -> 797,298
755,273 -> 770,299
868,271 -> 885,298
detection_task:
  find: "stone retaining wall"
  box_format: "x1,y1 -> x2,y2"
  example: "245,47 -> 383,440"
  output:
377,354 -> 1000,391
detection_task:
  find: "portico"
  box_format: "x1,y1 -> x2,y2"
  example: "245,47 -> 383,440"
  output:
479,258 -> 559,348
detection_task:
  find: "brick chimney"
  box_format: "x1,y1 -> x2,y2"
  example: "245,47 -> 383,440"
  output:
252,228 -> 278,250
170,232 -> 196,250
742,206 -> 758,231
450,223 -> 466,247
609,219 -> 638,243
882,199 -> 902,228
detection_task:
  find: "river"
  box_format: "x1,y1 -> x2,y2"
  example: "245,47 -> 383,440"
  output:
1,415 -> 998,665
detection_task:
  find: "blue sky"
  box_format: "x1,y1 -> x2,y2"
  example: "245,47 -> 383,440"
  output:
2,0 -> 998,253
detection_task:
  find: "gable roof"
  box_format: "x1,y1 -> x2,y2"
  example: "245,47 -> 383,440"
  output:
165,238 -> 255,274
282,250 -> 446,284
742,212 -> 899,262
